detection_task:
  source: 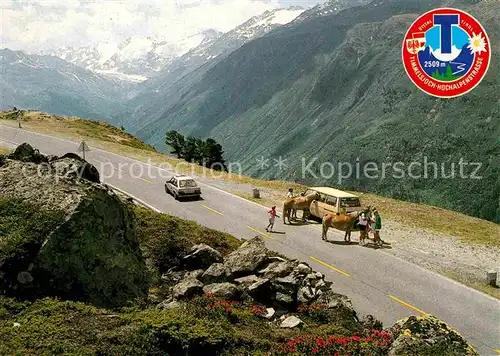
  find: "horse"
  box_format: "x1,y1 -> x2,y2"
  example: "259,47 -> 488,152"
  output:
283,191 -> 321,224
321,206 -> 371,242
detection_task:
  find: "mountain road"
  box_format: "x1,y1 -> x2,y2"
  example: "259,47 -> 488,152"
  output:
1,124 -> 499,355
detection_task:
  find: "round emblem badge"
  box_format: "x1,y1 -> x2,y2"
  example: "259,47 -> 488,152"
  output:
402,8 -> 491,98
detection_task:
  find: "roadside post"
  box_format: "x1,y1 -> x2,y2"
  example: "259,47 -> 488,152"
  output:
16,110 -> 22,128
77,140 -> 90,160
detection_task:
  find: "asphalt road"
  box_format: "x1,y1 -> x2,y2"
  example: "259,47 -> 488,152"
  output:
1,125 -> 499,355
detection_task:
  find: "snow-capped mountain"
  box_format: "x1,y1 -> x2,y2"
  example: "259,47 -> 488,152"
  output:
145,6 -> 306,91
293,0 -> 371,23
0,48 -> 131,120
111,6 -> 305,131
188,7 -> 305,62
41,29 -> 222,82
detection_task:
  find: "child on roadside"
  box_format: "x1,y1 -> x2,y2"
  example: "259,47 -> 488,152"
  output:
266,206 -> 279,232
358,211 -> 368,245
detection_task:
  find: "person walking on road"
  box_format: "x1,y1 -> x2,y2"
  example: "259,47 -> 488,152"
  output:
266,206 -> 279,232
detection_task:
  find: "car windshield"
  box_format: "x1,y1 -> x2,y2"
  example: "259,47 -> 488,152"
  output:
340,197 -> 360,208
179,179 -> 197,188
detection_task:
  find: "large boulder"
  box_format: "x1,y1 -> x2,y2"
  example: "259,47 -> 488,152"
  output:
0,145 -> 148,308
388,315 -> 479,356
182,244 -> 223,270
201,263 -> 229,284
224,237 -> 268,278
258,260 -> 295,279
172,277 -> 204,299
6,142 -> 48,164
54,152 -> 100,183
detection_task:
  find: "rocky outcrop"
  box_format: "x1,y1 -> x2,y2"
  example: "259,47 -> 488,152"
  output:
157,236 -> 349,315
388,315 -> 479,356
0,143 -> 148,308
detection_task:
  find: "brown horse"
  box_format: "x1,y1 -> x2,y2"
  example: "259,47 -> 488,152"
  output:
283,191 -> 320,224
321,206 -> 371,242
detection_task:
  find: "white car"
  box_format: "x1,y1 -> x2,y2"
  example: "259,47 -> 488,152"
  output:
165,175 -> 201,200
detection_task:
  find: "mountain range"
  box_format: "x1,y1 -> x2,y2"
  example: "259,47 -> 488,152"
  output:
1,0 -> 498,223
0,48 -> 132,121
40,29 -> 224,82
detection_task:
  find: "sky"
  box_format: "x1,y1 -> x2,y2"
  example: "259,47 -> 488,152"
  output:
0,0 -> 325,53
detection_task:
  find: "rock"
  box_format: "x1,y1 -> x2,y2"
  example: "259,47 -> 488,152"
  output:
272,273 -> 303,306
258,261 -> 295,279
46,155 -> 59,162
361,315 -> 383,331
297,285 -> 315,304
306,273 -> 318,280
185,269 -> 204,281
172,278 -> 204,299
157,299 -> 181,310
0,147 -> 148,308
161,269 -> 185,284
201,263 -> 228,284
486,271 -> 498,287
318,290 -> 355,312
265,307 -> 276,319
265,256 -> 287,263
274,274 -> 302,289
280,315 -> 303,328
16,271 -> 33,284
314,279 -> 326,290
274,292 -> 294,305
314,290 -> 359,326
53,153 -> 100,183
6,143 -> 47,164
234,275 -> 259,286
182,244 -> 223,271
224,237 -> 268,278
389,315 -> 478,356
203,283 -> 241,300
295,263 -> 312,274
246,278 -> 271,299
